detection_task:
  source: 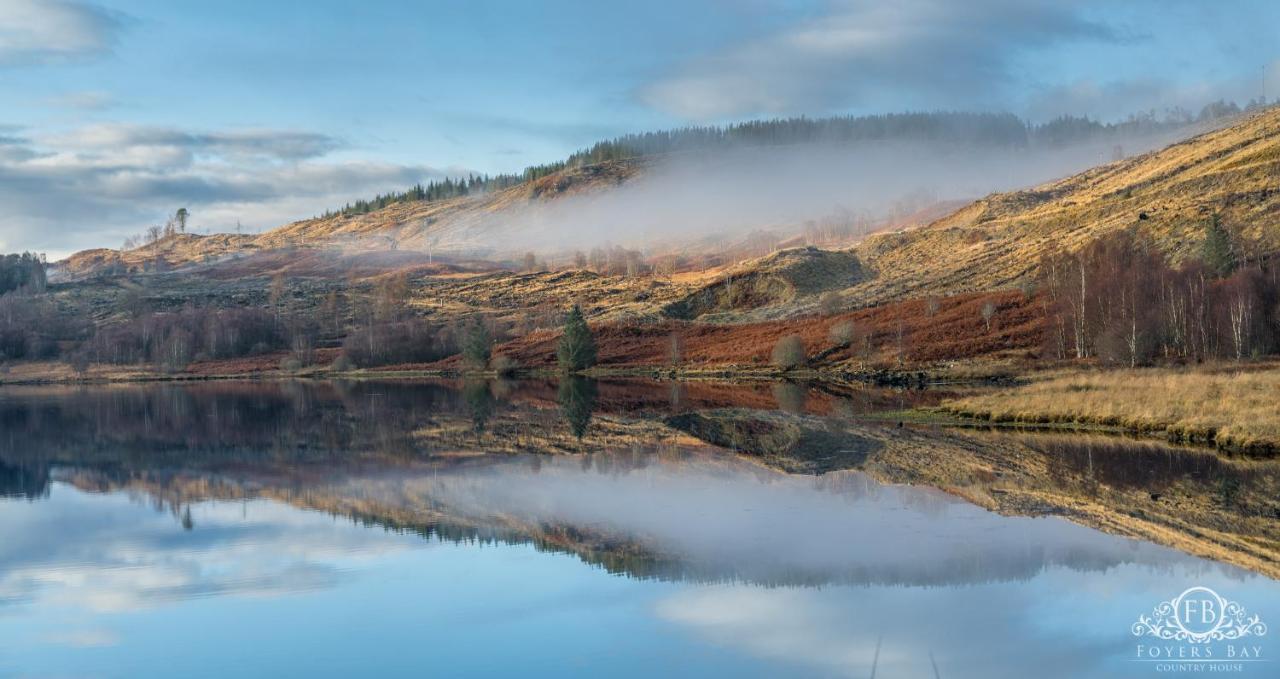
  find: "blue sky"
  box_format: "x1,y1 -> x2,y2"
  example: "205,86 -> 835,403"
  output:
0,0 -> 1277,256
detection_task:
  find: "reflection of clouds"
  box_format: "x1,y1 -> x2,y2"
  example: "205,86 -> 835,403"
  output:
655,584 -> 1065,677
657,587 -> 880,675
654,571 -> 1280,679
40,627 -> 120,648
336,454 -> 1225,587
6,560 -> 342,613
0,487 -> 417,615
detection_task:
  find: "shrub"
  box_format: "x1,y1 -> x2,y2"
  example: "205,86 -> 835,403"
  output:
818,291 -> 844,315
330,353 -> 354,372
771,334 -> 807,369
827,320 -> 854,347
491,354 -> 519,376
279,356 -> 302,373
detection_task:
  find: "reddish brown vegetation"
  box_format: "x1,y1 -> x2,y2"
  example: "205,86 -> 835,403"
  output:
184,348 -> 342,376
458,290 -> 1045,370
494,378 -> 950,417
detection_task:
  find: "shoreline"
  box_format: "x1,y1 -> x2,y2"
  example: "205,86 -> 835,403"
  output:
0,359 -> 1018,388
4,358 -> 1276,456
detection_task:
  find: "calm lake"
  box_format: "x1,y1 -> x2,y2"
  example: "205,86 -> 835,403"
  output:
1,379 -> 1277,678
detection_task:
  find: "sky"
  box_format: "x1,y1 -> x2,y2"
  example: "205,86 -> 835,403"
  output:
0,0 -> 1278,257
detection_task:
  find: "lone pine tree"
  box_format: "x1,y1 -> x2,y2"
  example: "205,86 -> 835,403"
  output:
557,305 -> 597,372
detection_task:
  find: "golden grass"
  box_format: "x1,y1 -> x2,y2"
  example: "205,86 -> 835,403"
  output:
944,366 -> 1280,453
848,107 -> 1280,304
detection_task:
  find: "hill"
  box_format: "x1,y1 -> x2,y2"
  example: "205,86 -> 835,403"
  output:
843,105 -> 1280,305
19,105 -> 1278,383
56,107 -> 1235,281
57,160 -> 645,278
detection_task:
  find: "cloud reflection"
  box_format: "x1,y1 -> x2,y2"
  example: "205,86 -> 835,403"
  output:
0,490 -> 416,615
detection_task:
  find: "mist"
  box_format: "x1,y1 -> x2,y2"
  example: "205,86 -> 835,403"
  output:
438,120 -> 1218,260
330,451 -> 1217,588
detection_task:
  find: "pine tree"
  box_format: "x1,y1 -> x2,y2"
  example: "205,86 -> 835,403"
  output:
1202,213 -> 1236,278
557,305 -> 597,372
462,321 -> 491,370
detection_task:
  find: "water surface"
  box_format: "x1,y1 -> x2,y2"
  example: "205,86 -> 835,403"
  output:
0,379 -> 1276,678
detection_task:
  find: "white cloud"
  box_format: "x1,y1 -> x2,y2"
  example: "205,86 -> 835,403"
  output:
0,123 -> 453,256
1026,71 -> 1277,123
0,0 -> 126,66
43,89 -> 116,111
48,123 -> 344,161
640,0 -> 1118,120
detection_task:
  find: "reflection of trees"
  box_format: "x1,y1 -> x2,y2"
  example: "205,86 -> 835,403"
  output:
772,382 -> 808,414
557,377 -> 598,440
463,380 -> 495,439
0,460 -> 49,500
1028,434 -> 1257,495
0,381 -> 474,473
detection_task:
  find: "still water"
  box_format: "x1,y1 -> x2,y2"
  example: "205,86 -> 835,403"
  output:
0,379 -> 1276,678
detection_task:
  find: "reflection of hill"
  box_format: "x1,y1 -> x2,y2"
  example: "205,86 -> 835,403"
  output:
666,409 -> 883,473
55,449 -> 1210,590
2,378 -> 1277,580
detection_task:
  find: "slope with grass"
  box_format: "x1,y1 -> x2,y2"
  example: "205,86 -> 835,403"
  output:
846,106 -> 1280,304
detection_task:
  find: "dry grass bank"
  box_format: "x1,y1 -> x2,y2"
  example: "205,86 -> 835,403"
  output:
943,365 -> 1280,453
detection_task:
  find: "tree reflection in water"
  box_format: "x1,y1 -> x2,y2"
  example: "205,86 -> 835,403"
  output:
557,376 -> 598,440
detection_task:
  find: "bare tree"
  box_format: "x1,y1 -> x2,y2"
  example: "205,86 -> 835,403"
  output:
926,296 -> 942,317
981,301 -> 996,332
268,274 -> 287,324
667,332 -> 684,367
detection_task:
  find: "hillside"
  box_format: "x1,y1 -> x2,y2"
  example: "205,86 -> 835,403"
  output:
845,106 -> 1280,304
36,105 -> 1279,376
58,160 -> 646,278
56,108 -> 1238,283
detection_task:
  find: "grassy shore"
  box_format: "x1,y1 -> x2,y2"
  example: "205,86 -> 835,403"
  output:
942,365 -> 1280,454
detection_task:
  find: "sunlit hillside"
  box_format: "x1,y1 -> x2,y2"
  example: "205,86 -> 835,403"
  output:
847,105 -> 1280,304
